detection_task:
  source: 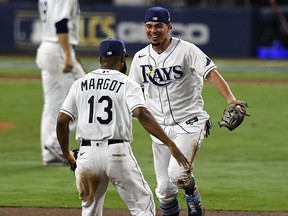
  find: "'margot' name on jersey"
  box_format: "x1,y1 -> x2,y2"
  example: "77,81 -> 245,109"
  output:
81,75 -> 124,93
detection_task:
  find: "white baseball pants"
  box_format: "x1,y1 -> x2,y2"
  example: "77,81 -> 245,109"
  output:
152,117 -> 208,204
36,41 -> 86,163
75,141 -> 156,216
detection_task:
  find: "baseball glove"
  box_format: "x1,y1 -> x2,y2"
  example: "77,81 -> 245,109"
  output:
218,100 -> 249,131
69,149 -> 79,172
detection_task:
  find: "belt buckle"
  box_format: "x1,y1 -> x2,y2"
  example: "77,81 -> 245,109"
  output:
96,141 -> 105,147
91,140 -> 105,147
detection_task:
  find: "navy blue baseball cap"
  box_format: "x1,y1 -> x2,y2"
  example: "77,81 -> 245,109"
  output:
99,38 -> 128,57
144,6 -> 171,24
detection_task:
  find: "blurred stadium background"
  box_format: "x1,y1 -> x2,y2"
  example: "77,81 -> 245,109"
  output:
1,1 -> 288,213
0,0 -> 287,59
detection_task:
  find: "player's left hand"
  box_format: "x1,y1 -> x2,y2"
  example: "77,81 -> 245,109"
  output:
219,100 -> 249,131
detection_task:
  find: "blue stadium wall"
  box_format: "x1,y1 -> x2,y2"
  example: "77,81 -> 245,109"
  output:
0,2 -> 259,57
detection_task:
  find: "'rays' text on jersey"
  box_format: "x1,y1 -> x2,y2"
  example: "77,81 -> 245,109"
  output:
81,78 -> 124,93
140,65 -> 183,86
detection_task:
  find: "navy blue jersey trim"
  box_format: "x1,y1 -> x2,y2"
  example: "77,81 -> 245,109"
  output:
162,38 -> 180,67
203,65 -> 217,79
60,109 -> 75,121
163,39 -> 187,130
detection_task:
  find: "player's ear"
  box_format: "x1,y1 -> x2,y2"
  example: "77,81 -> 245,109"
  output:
120,56 -> 127,74
167,23 -> 172,30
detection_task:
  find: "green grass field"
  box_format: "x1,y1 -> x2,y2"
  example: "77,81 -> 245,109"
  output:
0,55 -> 288,212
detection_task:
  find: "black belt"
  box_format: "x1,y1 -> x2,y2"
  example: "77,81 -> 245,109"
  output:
81,139 -> 123,146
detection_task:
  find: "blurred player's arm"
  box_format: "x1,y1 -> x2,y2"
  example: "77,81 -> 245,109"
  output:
55,18 -> 73,73
206,68 -> 236,103
132,106 -> 190,169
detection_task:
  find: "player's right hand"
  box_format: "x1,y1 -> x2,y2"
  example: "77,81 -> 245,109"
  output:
63,55 -> 74,73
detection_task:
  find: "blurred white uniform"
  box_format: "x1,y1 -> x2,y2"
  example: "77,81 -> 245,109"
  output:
36,0 -> 85,164
60,69 -> 155,216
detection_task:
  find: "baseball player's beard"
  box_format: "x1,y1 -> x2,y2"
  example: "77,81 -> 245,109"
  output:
120,62 -> 127,74
151,41 -> 160,46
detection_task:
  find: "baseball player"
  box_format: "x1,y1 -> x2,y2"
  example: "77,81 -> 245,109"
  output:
129,6 -> 244,216
36,0 -> 86,165
56,38 -> 190,216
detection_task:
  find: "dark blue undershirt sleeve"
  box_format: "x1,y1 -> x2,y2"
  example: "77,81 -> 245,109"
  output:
55,18 -> 68,34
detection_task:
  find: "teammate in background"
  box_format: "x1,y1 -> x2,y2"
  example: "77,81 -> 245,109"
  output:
36,0 -> 86,165
129,6 -> 242,216
56,38 -> 190,216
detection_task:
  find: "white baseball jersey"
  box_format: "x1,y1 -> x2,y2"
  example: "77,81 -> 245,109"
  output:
129,37 -> 217,127
38,0 -> 80,45
60,69 -> 146,142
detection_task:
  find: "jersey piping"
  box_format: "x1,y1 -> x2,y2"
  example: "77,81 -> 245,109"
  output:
162,39 -> 186,130
60,108 -> 76,121
148,38 -> 187,130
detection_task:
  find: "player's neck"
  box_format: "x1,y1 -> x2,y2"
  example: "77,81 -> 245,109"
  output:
152,37 -> 172,54
101,65 -> 119,71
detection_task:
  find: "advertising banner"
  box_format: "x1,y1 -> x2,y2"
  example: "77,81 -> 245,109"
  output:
0,3 -> 256,57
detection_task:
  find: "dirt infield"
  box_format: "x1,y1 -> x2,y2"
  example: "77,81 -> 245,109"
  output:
0,208 -> 287,216
0,121 -> 16,130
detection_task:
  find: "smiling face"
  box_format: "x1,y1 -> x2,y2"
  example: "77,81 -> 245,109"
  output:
145,21 -> 172,49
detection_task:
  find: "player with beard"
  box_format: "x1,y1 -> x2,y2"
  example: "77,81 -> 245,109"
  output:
129,6 -> 245,216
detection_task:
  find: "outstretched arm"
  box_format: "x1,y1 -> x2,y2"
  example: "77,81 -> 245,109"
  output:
207,69 -> 249,130
132,106 -> 190,169
206,69 -> 236,103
